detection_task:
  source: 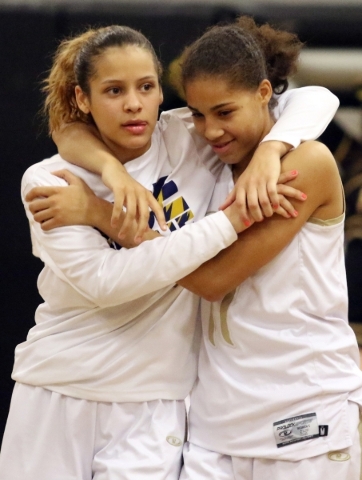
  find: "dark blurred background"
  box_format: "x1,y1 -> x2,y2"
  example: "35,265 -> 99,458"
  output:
1,0 -> 362,442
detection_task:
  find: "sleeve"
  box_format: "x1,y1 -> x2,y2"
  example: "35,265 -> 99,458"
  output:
22,167 -> 237,309
262,86 -> 340,148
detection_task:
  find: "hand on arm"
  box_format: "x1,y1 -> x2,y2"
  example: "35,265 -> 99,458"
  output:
219,86 -> 339,224
219,141 -> 293,223
178,141 -> 340,301
25,170 -> 160,249
53,122 -> 167,240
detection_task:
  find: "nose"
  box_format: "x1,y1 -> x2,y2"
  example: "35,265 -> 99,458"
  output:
124,90 -> 142,113
202,118 -> 224,142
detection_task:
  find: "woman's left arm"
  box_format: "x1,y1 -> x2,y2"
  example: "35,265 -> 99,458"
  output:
179,141 -> 342,301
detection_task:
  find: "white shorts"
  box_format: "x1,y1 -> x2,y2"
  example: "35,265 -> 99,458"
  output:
181,403 -> 361,480
0,382 -> 186,480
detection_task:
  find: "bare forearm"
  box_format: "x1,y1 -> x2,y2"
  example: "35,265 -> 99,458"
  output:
53,123 -> 124,175
257,139 -> 291,158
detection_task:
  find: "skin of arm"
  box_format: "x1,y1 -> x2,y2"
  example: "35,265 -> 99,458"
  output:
177,141 -> 343,302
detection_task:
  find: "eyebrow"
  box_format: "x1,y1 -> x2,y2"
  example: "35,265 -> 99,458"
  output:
101,75 -> 157,85
187,102 -> 235,112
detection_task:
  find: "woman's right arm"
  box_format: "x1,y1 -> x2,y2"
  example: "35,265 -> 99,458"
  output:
53,122 -> 166,238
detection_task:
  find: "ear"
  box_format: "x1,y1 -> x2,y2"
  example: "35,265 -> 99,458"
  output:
158,86 -> 164,106
258,79 -> 273,105
75,85 -> 91,114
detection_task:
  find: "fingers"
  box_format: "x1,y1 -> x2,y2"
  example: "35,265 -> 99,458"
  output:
276,184 -> 307,202
265,180 -> 279,213
51,169 -> 82,185
27,197 -> 51,215
27,197 -> 63,229
25,186 -> 60,202
111,190 -> 126,228
277,170 -> 298,185
147,193 -> 166,231
233,187 -> 252,226
113,188 -> 165,242
133,190 -> 163,243
218,190 -> 235,211
275,194 -> 299,218
118,191 -> 137,239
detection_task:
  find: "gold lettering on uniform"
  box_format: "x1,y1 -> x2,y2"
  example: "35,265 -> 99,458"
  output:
208,291 -> 235,346
208,304 -> 216,346
220,290 -> 235,345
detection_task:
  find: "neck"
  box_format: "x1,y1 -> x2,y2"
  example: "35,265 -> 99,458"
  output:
101,135 -> 152,165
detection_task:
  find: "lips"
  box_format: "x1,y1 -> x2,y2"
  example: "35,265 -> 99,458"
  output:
122,120 -> 148,135
210,139 -> 234,154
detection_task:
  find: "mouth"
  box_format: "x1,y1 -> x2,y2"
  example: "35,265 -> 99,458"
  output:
122,120 -> 148,135
210,139 -> 234,154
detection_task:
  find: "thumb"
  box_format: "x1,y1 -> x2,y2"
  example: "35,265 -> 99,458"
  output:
51,169 -> 82,186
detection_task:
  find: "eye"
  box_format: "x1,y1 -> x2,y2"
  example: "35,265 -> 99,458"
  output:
140,82 -> 155,92
191,112 -> 204,119
218,110 -> 231,117
107,87 -> 122,95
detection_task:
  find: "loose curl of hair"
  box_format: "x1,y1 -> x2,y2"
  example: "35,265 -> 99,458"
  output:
179,16 -> 303,104
42,25 -> 163,133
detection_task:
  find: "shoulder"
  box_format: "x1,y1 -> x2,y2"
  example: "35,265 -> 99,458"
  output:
22,154 -> 66,184
283,141 -> 337,179
21,154 -> 99,195
159,106 -> 193,126
283,141 -> 342,218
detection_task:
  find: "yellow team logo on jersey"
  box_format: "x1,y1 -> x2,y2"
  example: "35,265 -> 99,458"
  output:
149,176 -> 194,231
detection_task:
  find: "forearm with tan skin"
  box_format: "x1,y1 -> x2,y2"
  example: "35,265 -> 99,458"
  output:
178,141 -> 343,302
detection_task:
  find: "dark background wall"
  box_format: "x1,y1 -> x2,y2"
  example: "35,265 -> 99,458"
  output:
1,2 -> 362,442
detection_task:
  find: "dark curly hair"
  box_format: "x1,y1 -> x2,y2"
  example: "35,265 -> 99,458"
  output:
180,16 -> 303,101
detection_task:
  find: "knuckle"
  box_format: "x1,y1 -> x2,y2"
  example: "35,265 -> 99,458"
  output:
248,202 -> 259,212
259,198 -> 270,208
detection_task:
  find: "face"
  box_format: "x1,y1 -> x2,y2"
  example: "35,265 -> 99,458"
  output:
75,45 -> 163,163
185,76 -> 274,174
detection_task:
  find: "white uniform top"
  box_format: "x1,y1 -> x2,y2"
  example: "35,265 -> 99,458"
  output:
189,165 -> 362,461
14,89 -> 339,404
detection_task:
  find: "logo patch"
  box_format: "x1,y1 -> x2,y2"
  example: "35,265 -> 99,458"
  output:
273,413 -> 320,448
328,452 -> 351,462
166,436 -> 183,447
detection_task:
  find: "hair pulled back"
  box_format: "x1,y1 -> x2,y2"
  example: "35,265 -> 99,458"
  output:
181,16 -> 303,100
42,25 -> 162,133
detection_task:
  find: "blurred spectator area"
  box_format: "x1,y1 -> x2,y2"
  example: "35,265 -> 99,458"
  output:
1,0 -> 362,441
